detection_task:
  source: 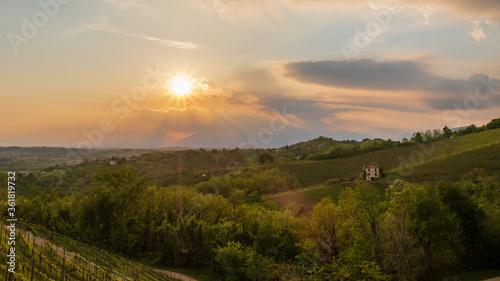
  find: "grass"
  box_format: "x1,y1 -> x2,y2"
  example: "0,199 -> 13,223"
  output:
395,142 -> 500,182
301,180 -> 353,203
266,128 -> 500,214
269,180 -> 389,214
256,128 -> 500,188
269,181 -> 350,214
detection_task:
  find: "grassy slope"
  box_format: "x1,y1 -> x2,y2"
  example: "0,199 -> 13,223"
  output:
0,221 -> 190,281
260,128 -> 500,187
397,141 -> 500,182
267,128 -> 500,212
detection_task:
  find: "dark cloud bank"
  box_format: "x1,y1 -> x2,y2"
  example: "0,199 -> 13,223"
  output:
284,58 -> 500,109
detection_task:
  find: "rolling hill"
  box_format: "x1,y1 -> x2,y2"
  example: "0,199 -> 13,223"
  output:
258,127 -> 500,187
266,128 -> 500,212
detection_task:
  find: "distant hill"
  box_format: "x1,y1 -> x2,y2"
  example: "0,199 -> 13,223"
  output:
267,127 -> 500,214
276,136 -> 360,160
257,128 -> 500,187
0,147 -> 158,172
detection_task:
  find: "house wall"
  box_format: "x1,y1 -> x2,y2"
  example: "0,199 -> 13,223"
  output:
365,167 -> 380,180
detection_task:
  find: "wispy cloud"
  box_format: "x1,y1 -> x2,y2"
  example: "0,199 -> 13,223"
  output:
102,0 -> 149,11
46,103 -> 70,110
64,16 -> 202,50
192,0 -> 500,22
467,20 -> 487,42
485,18 -> 499,26
415,4 -> 437,25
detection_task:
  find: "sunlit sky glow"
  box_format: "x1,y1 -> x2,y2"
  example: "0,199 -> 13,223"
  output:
1,0 -> 499,148
170,77 -> 193,97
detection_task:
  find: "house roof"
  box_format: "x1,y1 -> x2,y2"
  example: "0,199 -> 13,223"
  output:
364,165 -> 379,168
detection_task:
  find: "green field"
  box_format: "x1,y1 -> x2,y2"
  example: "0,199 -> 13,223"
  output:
259,128 -> 500,187
395,141 -> 500,182
267,128 -> 500,213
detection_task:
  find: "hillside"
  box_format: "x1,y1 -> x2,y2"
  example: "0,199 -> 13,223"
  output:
258,128 -> 500,187
273,136 -> 360,160
0,221 -> 195,281
267,127 -> 500,217
391,141 -> 500,182
0,147 -> 157,172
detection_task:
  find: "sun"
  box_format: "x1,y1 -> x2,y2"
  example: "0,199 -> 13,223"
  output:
170,77 -> 192,97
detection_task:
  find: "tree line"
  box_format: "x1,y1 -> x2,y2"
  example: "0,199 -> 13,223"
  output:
305,117 -> 500,161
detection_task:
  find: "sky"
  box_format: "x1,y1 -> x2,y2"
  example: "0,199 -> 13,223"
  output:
1,0 -> 500,148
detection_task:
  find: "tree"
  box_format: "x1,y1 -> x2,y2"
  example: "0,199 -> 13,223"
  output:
336,184 -> 387,266
432,129 -> 442,140
456,124 -> 477,136
299,152 -> 308,160
258,152 -> 274,164
438,183 -> 487,268
214,242 -> 272,281
302,198 -> 338,262
77,166 -> 148,254
442,126 -> 453,139
423,130 -> 433,142
486,117 -> 500,130
381,181 -> 460,280
412,132 -> 423,143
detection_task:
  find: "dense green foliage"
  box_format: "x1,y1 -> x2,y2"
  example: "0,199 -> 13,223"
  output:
3,165 -> 499,280
258,152 -> 274,164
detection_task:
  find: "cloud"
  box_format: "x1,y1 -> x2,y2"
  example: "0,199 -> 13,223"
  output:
258,97 -> 345,123
485,18 -> 499,26
64,16 -> 202,50
284,58 -> 428,91
191,0 -> 500,22
417,0 -> 500,21
102,0 -> 149,11
46,103 -> 70,110
414,4 -> 437,25
192,78 -> 224,94
192,0 -> 289,21
467,20 -> 487,42
283,58 -> 500,112
284,58 -> 483,94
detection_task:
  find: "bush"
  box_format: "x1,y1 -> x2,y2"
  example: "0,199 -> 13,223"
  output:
214,242 -> 272,281
258,152 -> 274,164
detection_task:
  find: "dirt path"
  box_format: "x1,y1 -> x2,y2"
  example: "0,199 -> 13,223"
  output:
268,178 -> 352,199
25,230 -> 75,261
268,183 -> 326,198
152,268 -> 198,281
